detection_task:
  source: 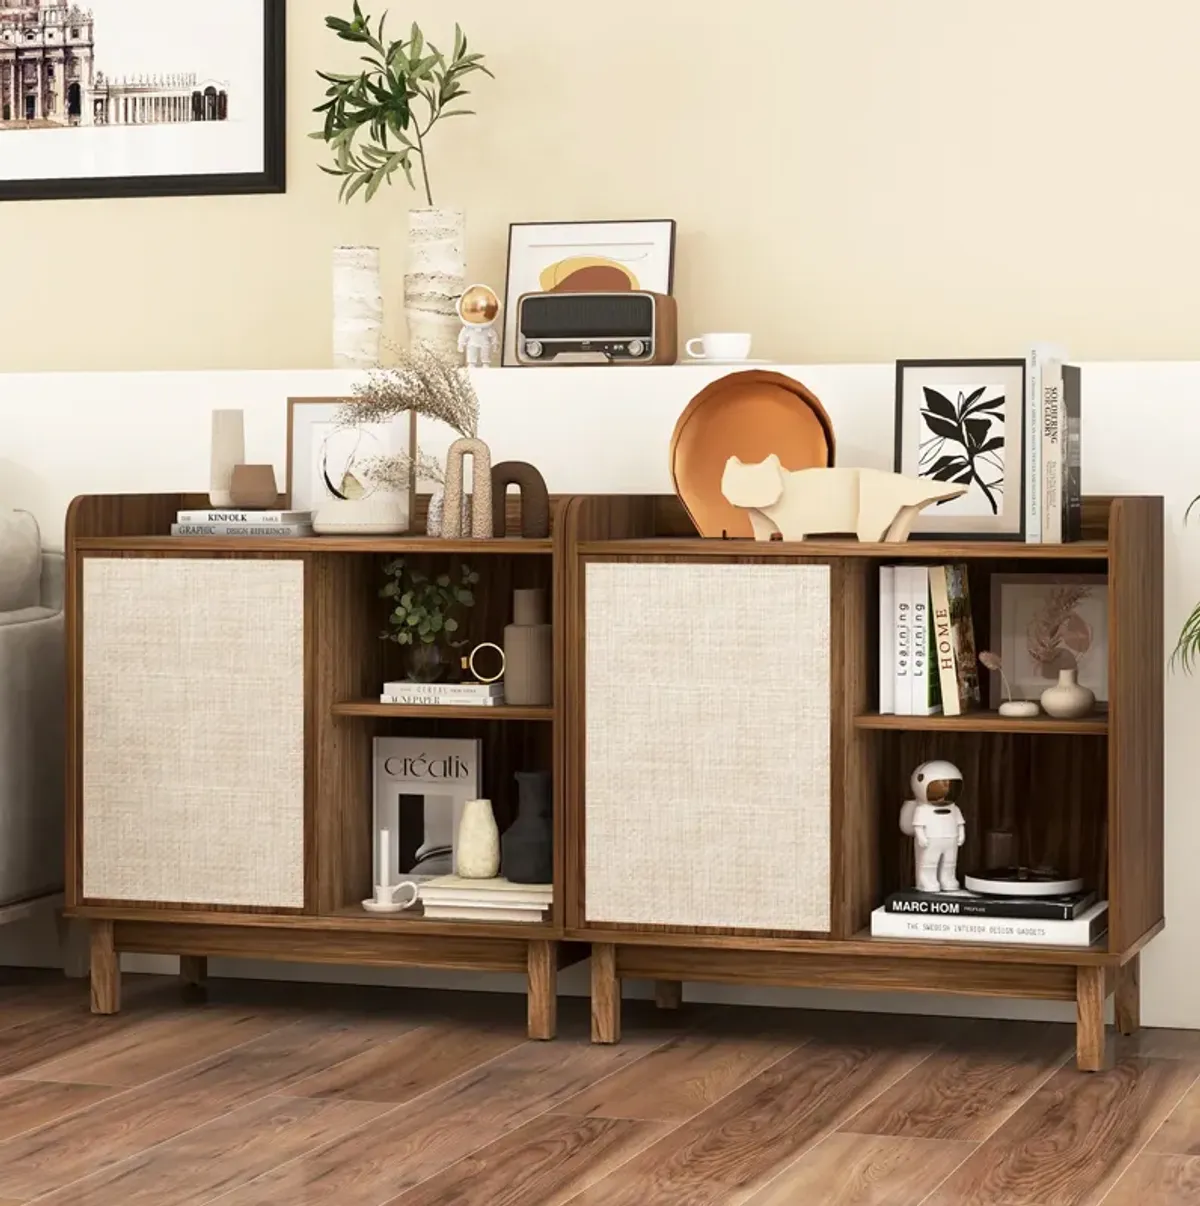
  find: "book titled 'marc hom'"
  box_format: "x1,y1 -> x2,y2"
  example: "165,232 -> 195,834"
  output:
870,900 -> 1108,947
884,888 -> 1097,921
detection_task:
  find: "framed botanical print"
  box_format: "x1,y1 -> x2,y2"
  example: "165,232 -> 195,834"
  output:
501,219 -> 677,365
894,359 -> 1027,540
0,0 -> 285,202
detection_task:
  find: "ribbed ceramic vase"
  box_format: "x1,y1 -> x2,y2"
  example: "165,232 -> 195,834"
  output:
332,246 -> 383,368
209,409 -> 245,506
456,798 -> 500,878
501,771 -> 553,884
503,589 -> 553,706
404,208 -> 465,359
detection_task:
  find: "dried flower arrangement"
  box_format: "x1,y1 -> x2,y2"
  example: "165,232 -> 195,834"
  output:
1025,584 -> 1093,678
978,650 -> 1014,704
336,344 -> 480,491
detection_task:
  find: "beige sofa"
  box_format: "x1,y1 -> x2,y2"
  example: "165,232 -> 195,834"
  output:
0,512 -> 64,906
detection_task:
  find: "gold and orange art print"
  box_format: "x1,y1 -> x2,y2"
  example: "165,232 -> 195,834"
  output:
502,219 -> 676,364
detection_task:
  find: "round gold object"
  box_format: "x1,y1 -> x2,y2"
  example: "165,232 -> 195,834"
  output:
465,642 -> 506,684
459,284 -> 500,325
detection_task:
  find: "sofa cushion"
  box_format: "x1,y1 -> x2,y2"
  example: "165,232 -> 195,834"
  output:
0,512 -> 41,612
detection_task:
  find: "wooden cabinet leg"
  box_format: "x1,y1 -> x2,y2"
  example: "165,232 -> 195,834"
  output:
591,944 -> 621,1044
655,980 -> 683,1010
180,955 -> 208,1002
90,920 -> 120,1016
1116,954 -> 1141,1036
527,941 -> 557,1041
1076,965 -> 1109,1071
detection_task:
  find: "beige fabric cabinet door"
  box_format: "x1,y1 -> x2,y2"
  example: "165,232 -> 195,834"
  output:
82,558 -> 306,909
584,561 -> 832,933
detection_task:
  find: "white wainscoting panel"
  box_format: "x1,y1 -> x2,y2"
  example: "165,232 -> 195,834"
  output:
82,558 -> 306,907
584,561 -> 831,931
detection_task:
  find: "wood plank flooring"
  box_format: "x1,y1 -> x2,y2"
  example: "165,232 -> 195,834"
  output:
0,971 -> 1196,1204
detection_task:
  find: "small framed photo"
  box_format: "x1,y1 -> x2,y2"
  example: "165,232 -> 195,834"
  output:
989,573 -> 1109,707
0,0 -> 285,203
285,398 -> 413,514
502,218 -> 676,365
894,359 -> 1027,539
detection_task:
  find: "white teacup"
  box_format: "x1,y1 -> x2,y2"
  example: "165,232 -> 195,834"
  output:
366,880 -> 420,911
686,332 -> 753,361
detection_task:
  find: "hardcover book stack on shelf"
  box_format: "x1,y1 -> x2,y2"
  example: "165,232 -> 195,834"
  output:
1025,344 -> 1083,544
879,563 -> 980,716
171,508 -> 314,537
420,876 -> 552,924
380,681 -> 505,707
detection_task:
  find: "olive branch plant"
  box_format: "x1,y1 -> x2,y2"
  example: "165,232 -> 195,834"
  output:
1173,494 -> 1200,672
313,2 -> 493,205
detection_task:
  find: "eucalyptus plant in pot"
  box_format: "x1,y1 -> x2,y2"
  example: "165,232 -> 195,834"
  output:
381,557 -> 480,682
315,3 -> 493,358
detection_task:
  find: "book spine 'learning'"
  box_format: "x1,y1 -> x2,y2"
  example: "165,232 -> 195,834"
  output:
907,566 -> 939,716
878,566 -> 896,714
893,567 -> 913,715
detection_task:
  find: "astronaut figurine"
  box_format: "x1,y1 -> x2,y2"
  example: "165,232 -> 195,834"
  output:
899,759 -> 966,892
457,283 -> 502,367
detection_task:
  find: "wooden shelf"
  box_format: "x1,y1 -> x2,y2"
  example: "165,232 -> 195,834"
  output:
325,906 -> 554,938
74,535 -> 553,554
848,930 -> 1111,963
577,538 -> 1109,560
855,710 -> 1108,735
333,700 -> 555,721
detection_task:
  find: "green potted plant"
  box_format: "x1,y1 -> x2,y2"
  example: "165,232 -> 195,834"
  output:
381,558 -> 480,682
315,3 -> 493,359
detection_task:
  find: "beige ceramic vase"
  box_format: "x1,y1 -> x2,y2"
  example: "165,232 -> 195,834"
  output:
1040,668 -> 1095,719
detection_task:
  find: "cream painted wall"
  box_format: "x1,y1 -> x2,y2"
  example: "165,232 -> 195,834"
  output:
4,0 -> 1200,371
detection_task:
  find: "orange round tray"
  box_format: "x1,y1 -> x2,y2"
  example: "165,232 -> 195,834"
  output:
669,370 -> 836,538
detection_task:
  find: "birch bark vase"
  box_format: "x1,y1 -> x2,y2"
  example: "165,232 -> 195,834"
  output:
332,246 -> 383,368
209,409 -> 245,507
405,208 -> 465,358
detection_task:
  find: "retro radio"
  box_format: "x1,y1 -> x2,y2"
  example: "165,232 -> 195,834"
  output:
514,291 -> 678,365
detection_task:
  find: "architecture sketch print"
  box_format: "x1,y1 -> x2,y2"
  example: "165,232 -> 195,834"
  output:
918,384 -> 1006,514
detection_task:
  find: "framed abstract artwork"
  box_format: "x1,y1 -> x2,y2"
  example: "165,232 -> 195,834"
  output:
894,358 -> 1027,540
501,218 -> 677,365
0,0 -> 285,202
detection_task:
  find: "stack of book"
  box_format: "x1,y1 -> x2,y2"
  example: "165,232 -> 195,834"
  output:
380,681 -> 505,706
171,508 -> 314,537
420,875 -> 552,923
871,888 -> 1107,947
1025,344 -> 1083,545
878,562 -> 980,716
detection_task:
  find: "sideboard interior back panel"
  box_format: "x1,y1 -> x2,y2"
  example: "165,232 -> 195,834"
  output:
584,561 -> 832,931
81,557 -> 306,908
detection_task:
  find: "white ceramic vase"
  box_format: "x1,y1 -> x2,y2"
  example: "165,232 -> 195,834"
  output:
456,798 -> 500,878
1040,668 -> 1095,719
405,207 -> 464,359
209,409 -> 245,506
332,246 -> 383,368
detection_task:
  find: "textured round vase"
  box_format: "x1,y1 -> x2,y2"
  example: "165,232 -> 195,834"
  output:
312,493 -> 409,535
456,798 -> 500,878
405,207 -> 465,360
1040,668 -> 1095,719
503,589 -> 553,706
502,771 -> 553,884
332,246 -> 383,368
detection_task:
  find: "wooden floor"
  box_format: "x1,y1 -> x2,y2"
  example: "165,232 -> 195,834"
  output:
0,972 -> 1197,1204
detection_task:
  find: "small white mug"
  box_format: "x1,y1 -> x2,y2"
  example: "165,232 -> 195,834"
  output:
686,332 -> 752,361
372,881 -> 420,909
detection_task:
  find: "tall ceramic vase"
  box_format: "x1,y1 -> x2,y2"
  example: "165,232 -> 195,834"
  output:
501,771 -> 553,884
209,409 -> 245,507
405,208 -> 464,359
332,246 -> 383,368
503,589 -> 553,706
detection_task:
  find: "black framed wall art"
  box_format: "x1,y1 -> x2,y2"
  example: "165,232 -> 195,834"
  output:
0,0 -> 285,202
894,358 -> 1027,540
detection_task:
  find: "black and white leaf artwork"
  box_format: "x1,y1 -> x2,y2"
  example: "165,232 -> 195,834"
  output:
917,385 -> 1006,514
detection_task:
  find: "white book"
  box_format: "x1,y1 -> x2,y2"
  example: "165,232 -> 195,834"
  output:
878,566 -> 896,714
421,875 -> 552,901
176,509 -> 311,525
1040,356 -> 1065,545
893,567 -> 913,716
422,889 -> 553,907
422,904 -> 548,923
927,565 -> 960,716
380,695 -> 501,707
381,682 -> 504,698
907,566 -> 938,716
171,523 -> 313,537
870,900 -> 1108,947
1025,345 -> 1043,543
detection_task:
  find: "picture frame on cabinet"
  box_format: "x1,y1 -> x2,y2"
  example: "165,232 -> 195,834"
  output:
894,358 -> 1027,540
0,0 -> 285,202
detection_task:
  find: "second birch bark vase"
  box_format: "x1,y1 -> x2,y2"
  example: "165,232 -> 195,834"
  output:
405,207 -> 465,359
331,246 -> 382,368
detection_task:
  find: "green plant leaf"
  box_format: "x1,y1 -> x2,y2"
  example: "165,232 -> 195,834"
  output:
444,618 -> 459,632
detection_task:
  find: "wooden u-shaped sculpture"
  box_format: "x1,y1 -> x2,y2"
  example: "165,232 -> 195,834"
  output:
490,461 -> 551,538
442,438 -> 494,539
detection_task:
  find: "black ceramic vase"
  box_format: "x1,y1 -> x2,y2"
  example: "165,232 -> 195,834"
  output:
502,770 -> 553,884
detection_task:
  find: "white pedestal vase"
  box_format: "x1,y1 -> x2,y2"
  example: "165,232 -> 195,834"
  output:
332,246 -> 383,368
404,208 -> 465,359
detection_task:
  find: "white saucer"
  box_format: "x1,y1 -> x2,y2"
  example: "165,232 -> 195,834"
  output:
362,898 -> 408,914
684,357 -> 773,366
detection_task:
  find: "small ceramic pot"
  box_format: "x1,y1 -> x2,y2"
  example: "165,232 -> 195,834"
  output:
1040,668 -> 1095,719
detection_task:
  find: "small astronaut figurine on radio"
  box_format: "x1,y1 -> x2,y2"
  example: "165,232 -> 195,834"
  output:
457,283 -> 502,367
899,760 -> 966,892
